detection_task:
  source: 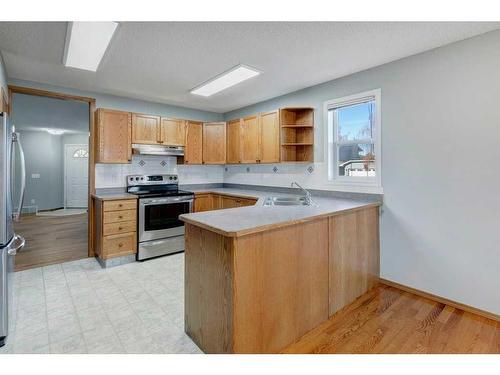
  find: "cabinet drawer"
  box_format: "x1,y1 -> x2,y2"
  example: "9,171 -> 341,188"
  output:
103,220 -> 136,236
103,199 -> 137,212
102,232 -> 137,258
103,209 -> 136,224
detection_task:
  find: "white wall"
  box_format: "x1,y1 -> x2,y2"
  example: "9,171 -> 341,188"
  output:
224,29 -> 500,315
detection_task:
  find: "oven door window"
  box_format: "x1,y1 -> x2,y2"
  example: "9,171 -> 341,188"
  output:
144,202 -> 190,231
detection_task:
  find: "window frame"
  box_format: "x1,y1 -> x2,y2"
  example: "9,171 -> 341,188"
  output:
324,89 -> 382,192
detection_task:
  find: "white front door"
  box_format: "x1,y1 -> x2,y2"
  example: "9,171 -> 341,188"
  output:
65,144 -> 89,208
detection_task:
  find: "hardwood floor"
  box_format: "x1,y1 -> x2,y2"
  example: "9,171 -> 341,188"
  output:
282,284 -> 500,354
13,213 -> 88,271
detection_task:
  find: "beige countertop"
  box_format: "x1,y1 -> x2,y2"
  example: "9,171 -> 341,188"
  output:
180,187 -> 381,237
91,192 -> 138,201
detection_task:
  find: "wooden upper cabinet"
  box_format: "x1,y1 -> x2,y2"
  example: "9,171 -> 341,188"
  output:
259,110 -> 280,163
95,108 -> 132,164
240,115 -> 260,163
132,113 -> 161,144
226,119 -> 241,164
203,122 -> 226,164
160,118 -> 185,146
184,121 -> 203,164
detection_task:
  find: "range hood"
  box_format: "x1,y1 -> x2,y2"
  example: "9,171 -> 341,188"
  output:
132,144 -> 184,157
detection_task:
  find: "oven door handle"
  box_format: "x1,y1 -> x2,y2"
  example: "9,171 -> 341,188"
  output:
140,197 -> 194,206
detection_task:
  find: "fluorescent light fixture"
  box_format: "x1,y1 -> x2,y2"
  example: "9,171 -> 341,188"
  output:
64,21 -> 118,72
46,129 -> 65,135
191,64 -> 261,97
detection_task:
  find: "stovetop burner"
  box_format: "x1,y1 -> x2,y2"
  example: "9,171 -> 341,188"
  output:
126,174 -> 194,198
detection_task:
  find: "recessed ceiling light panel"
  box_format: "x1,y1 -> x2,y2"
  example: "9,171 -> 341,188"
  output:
191,64 -> 261,97
64,21 -> 118,72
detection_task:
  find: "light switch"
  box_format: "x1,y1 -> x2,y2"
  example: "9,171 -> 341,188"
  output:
31,173 -> 40,179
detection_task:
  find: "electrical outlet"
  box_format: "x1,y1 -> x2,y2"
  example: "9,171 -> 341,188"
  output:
31,173 -> 40,179
31,199 -> 35,204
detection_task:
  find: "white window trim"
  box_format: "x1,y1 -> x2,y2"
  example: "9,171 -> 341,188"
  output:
323,89 -> 382,194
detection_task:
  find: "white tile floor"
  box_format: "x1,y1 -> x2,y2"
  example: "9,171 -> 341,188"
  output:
0,253 -> 203,354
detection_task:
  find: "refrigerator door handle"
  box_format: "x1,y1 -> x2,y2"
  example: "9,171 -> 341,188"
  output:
11,132 -> 26,222
6,235 -> 25,256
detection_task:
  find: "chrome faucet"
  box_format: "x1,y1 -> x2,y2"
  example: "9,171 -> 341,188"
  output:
291,182 -> 312,205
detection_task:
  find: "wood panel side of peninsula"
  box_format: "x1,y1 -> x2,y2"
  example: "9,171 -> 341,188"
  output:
184,205 -> 380,353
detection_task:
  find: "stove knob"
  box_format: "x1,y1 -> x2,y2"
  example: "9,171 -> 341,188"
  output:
169,176 -> 173,180
135,177 -> 139,181
173,176 -> 177,180
140,177 -> 144,180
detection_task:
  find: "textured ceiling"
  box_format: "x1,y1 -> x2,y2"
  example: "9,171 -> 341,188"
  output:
1,22 -> 499,113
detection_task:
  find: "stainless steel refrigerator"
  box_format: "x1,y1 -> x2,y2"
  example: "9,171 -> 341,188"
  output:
0,111 -> 26,347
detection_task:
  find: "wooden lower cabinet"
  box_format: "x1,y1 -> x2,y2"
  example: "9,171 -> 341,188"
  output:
193,193 -> 213,212
94,198 -> 138,260
220,195 -> 239,209
194,193 -> 257,212
184,205 -> 380,353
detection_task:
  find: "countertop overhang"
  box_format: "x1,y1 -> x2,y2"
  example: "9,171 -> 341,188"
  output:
180,187 -> 381,237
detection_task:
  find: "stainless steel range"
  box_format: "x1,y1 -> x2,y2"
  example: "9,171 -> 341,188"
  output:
126,174 -> 194,261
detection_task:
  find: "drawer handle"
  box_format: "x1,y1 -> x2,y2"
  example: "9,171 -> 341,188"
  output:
118,215 -> 123,219
118,243 -> 123,248
118,227 -> 123,230
118,204 -> 123,207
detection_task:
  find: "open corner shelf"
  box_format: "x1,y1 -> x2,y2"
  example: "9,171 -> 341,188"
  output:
279,107 -> 314,162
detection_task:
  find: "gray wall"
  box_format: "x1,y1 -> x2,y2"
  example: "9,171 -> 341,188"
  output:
12,93 -> 89,133
8,78 -> 224,122
62,133 -> 89,147
225,29 -> 500,315
10,92 -> 91,211
15,130 -> 64,211
13,131 -> 90,211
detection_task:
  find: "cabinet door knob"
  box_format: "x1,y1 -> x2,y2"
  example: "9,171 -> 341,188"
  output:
118,227 -> 123,230
118,204 -> 123,207
118,215 -> 123,219
118,243 -> 123,248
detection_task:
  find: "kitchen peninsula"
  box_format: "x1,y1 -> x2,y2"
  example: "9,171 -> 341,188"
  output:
180,188 -> 381,353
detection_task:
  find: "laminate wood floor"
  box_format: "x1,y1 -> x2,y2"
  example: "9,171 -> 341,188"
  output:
282,284 -> 500,354
13,213 -> 88,271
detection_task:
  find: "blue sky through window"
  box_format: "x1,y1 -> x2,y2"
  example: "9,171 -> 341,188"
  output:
337,101 -> 374,141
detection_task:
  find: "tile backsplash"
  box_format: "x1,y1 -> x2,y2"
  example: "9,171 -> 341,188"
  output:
95,155 -> 224,188
96,157 -> 378,194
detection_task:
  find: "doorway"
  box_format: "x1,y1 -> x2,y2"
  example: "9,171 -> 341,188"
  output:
8,87 -> 95,270
64,144 -> 89,209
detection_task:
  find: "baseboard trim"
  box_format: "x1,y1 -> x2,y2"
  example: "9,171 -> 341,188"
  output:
379,278 -> 500,323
